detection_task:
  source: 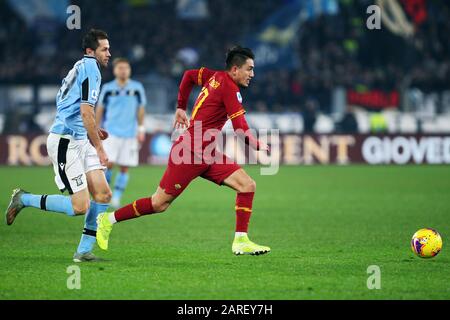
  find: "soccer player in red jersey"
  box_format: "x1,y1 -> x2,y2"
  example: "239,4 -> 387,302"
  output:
96,46 -> 271,255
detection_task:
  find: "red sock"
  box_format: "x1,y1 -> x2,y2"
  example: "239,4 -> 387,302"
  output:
235,192 -> 254,233
114,197 -> 154,222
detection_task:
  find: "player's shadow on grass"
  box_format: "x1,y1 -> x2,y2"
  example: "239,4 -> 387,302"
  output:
2,255 -> 113,265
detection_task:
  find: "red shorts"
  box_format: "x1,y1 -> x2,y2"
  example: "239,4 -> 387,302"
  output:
159,142 -> 241,197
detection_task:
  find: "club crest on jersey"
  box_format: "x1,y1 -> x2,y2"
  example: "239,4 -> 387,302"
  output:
71,174 -> 84,187
236,92 -> 242,103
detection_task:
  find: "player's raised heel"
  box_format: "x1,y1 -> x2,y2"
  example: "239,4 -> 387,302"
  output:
96,212 -> 113,250
232,235 -> 271,256
5,188 -> 28,226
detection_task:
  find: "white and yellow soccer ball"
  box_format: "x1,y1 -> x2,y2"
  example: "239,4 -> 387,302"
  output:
411,228 -> 443,258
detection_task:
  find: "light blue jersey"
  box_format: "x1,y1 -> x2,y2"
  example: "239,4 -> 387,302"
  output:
98,79 -> 146,138
50,55 -> 101,140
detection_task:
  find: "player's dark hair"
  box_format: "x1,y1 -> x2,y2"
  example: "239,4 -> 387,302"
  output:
82,29 -> 109,54
225,46 -> 255,70
113,57 -> 130,68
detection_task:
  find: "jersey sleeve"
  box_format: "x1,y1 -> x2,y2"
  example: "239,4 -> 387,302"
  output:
223,82 -> 246,120
137,83 -> 147,108
81,62 -> 100,107
177,67 -> 216,110
196,67 -> 216,87
223,80 -> 260,149
231,114 -> 260,150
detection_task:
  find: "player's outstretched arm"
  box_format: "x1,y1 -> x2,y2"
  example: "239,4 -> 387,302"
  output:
231,114 -> 269,152
81,103 -> 108,165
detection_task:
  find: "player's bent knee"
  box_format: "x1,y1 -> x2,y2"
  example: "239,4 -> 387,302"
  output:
72,201 -> 90,215
247,179 -> 256,192
93,190 -> 112,204
152,200 -> 170,213
238,178 -> 256,193
105,189 -> 113,202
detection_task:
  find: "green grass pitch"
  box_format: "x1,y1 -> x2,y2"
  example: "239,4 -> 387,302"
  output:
0,165 -> 449,299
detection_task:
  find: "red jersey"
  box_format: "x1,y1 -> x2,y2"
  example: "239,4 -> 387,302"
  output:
177,67 -> 246,151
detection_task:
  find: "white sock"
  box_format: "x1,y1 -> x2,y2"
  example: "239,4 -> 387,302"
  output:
108,212 -> 117,224
235,232 -> 247,238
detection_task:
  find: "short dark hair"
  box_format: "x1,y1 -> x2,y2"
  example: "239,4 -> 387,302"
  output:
82,29 -> 108,53
225,46 -> 255,70
113,57 -> 130,67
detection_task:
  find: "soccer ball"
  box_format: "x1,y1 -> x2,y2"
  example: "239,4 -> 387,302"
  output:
411,228 -> 443,258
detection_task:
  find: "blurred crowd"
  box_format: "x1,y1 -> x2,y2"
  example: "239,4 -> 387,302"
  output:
247,0 -> 450,113
1,0 -> 449,115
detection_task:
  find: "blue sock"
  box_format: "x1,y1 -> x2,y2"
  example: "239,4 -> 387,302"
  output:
76,201 -> 109,254
21,194 -> 75,216
105,169 -> 113,184
113,172 -> 129,202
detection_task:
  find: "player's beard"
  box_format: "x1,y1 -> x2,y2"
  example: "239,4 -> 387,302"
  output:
96,56 -> 108,68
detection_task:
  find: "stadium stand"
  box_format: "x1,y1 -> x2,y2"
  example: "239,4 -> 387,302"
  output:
0,0 -> 449,134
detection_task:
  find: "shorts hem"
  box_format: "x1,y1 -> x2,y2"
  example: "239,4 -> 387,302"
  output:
158,185 -> 181,197
57,185 -> 86,195
115,162 -> 139,167
85,165 -> 106,173
218,165 -> 242,186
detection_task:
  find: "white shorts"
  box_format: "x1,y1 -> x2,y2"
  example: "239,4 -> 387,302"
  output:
103,135 -> 139,167
47,133 -> 105,194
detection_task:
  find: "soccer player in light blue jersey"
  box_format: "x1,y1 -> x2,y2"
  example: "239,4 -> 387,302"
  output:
96,58 -> 147,208
5,29 -> 113,262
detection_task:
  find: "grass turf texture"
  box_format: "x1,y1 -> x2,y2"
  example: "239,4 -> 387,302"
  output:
0,165 -> 449,300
